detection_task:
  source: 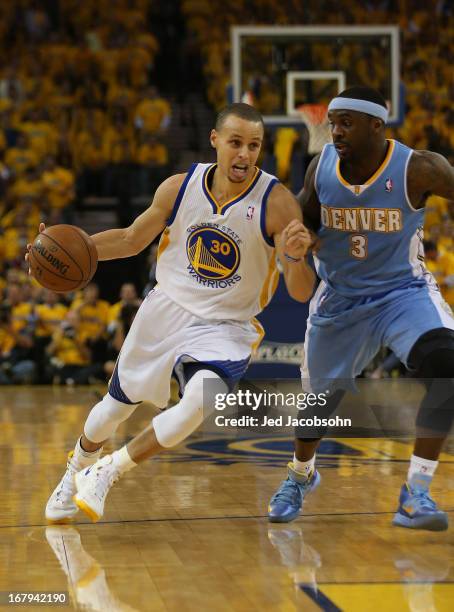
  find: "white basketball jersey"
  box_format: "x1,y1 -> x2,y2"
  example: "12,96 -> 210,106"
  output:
156,163 -> 279,321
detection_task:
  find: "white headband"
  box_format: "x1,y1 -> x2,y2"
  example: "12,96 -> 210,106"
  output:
328,97 -> 388,122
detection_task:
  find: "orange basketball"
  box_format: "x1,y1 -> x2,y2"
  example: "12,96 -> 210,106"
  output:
29,224 -> 98,293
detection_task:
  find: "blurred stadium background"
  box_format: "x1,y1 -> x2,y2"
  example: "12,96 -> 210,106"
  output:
0,0 -> 452,386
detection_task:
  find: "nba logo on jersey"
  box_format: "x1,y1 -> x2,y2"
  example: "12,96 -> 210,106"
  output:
246,205 -> 255,220
385,178 -> 393,192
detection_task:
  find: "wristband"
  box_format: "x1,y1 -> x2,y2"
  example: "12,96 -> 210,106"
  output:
284,253 -> 303,263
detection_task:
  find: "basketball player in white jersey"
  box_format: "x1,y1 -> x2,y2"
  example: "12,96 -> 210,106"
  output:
35,103 -> 316,523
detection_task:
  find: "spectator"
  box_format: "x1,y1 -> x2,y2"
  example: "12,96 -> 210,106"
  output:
5,282 -> 33,334
424,240 -> 454,307
136,133 -> 169,194
134,86 -> 171,134
18,109 -> 57,161
9,165 -> 44,202
46,310 -> 103,385
1,219 -> 36,267
424,195 -> 450,231
437,220 -> 453,255
0,302 -> 35,384
103,113 -> 136,202
71,283 -> 109,363
74,125 -> 107,197
274,128 -> 299,183
41,155 -> 75,212
5,132 -> 39,177
108,283 -> 142,332
78,147 -> 107,198
104,302 -> 140,378
33,289 -> 68,380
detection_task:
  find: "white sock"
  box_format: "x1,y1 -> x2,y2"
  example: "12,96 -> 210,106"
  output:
73,437 -> 102,467
407,454 -> 438,481
293,453 -> 315,477
111,446 -> 136,475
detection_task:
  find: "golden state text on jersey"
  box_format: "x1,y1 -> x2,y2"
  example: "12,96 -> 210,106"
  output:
156,163 -> 280,321
186,223 -> 241,288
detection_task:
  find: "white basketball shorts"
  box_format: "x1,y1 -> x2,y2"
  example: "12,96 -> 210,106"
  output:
108,286 -> 263,407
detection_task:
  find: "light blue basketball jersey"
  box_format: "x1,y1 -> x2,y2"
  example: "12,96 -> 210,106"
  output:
314,139 -> 426,297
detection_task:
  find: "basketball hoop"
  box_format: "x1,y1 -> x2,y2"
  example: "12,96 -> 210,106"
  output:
296,104 -> 330,155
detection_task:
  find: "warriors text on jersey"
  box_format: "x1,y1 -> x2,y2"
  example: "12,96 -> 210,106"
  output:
156,163 -> 279,320
314,139 -> 428,297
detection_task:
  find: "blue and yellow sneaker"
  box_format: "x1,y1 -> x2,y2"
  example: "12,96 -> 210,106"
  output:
392,474 -> 448,531
268,462 -> 321,523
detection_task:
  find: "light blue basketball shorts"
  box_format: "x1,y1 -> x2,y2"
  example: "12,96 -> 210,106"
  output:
301,279 -> 454,393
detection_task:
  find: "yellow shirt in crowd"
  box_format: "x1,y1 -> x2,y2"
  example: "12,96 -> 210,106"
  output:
5,147 -> 39,176
71,299 -> 110,338
35,303 -> 68,338
1,227 -> 36,262
52,331 -> 89,366
424,196 -> 449,230
11,302 -> 33,333
136,142 -> 168,165
135,98 -> 170,133
42,167 -> 75,209
0,327 -> 15,356
426,253 -> 454,306
18,121 -> 58,159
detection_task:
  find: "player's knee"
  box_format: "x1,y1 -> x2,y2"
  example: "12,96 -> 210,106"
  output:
84,394 -> 137,443
410,331 -> 454,434
152,398 -> 203,448
409,329 -> 454,377
153,369 -> 227,448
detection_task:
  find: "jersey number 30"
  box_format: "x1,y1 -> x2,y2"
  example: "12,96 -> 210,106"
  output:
350,235 -> 367,259
211,240 -> 231,256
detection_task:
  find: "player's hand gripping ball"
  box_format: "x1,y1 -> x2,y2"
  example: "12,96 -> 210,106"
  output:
27,224 -> 98,293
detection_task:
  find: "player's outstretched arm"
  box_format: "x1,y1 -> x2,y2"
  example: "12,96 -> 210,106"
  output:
407,150 -> 454,208
91,173 -> 186,260
24,174 -> 187,267
267,183 -> 316,303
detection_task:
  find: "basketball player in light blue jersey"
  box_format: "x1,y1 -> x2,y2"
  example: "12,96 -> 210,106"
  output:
34,103 -> 317,523
268,87 -> 454,531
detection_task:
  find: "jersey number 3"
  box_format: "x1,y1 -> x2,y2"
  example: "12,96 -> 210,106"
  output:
350,235 -> 368,259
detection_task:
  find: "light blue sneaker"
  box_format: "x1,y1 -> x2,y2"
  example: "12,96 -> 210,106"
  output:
268,462 -> 321,523
392,474 -> 448,532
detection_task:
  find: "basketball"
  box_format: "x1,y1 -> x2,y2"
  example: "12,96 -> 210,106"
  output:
29,225 -> 98,293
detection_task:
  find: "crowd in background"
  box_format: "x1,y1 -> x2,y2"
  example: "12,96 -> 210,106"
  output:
0,0 -> 452,384
0,0 -> 171,268
183,0 -> 453,220
0,277 -> 146,385
184,0 -> 453,157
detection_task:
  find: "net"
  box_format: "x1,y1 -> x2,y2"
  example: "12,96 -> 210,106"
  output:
296,104 -> 330,155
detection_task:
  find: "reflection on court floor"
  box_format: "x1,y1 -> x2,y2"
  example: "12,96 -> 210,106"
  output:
1,387 -> 453,611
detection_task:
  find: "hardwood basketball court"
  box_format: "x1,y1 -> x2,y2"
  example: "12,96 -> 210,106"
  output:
1,386 -> 453,611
